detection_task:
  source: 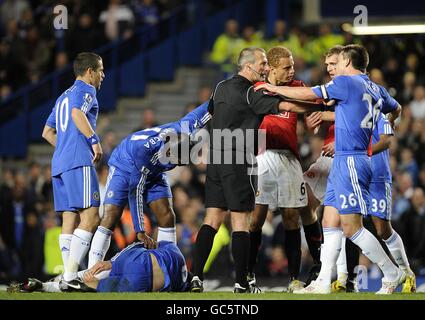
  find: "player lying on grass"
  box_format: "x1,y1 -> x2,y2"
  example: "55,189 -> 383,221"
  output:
9,241 -> 191,293
87,102 -> 211,272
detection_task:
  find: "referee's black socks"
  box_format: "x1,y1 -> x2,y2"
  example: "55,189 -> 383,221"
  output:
193,224 -> 217,281
232,231 -> 250,288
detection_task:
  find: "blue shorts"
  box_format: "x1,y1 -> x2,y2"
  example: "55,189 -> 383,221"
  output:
367,181 -> 392,221
324,153 -> 371,215
103,166 -> 172,232
52,166 -> 100,212
97,241 -> 187,292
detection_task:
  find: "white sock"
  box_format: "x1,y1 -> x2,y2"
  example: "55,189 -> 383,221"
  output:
64,228 -> 93,281
383,230 -> 410,272
316,227 -> 343,287
336,235 -> 348,284
88,226 -> 113,268
157,227 -> 176,243
42,281 -> 62,293
59,234 -> 72,272
350,227 -> 399,281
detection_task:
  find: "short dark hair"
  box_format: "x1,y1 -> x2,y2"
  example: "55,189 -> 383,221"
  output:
325,45 -> 344,58
73,52 -> 102,77
341,44 -> 369,72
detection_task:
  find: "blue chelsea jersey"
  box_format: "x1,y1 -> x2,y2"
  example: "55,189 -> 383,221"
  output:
45,80 -> 99,176
108,102 -> 211,177
312,74 -> 398,154
371,114 -> 394,182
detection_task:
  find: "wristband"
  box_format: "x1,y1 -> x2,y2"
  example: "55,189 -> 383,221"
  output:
87,133 -> 100,145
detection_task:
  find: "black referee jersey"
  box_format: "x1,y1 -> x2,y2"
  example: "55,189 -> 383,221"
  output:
205,74 -> 281,212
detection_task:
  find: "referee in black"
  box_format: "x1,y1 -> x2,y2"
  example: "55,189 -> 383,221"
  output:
190,47 -> 318,293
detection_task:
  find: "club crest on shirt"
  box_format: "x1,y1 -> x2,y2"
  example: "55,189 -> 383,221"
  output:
93,191 -> 100,201
107,190 -> 114,198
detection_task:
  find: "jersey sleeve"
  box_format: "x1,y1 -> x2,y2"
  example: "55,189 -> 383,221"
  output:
247,86 -> 280,115
377,114 -> 394,136
45,108 -> 56,129
312,76 -> 349,102
379,85 -> 398,114
180,101 -> 211,133
72,89 -> 95,114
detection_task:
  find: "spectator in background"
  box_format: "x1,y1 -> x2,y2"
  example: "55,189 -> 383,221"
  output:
100,130 -> 117,165
55,51 -> 69,71
232,26 -> 264,65
177,198 -> 203,271
399,148 -> 419,185
210,19 -> 241,75
17,7 -> 35,39
0,84 -> 12,102
25,26 -> 51,83
306,24 -> 344,64
66,13 -> 105,60
0,30 -> 28,90
27,162 -> 43,204
264,19 -> 288,50
369,68 -> 386,87
393,172 -> 415,220
399,71 -> 416,105
134,107 -> 158,131
99,0 -> 135,41
41,165 -> 53,204
0,0 -> 29,25
133,0 -> 160,26
399,187 -> 425,273
409,85 -> 425,120
383,57 -> 402,92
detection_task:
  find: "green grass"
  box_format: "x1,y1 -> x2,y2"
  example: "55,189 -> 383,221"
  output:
1,291 -> 425,300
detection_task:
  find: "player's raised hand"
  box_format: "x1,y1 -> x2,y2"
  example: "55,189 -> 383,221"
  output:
305,112 -> 322,131
92,143 -> 103,164
254,82 -> 277,93
137,232 -> 157,249
322,141 -> 335,157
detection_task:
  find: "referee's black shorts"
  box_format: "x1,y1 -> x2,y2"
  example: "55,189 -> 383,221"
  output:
205,163 -> 258,212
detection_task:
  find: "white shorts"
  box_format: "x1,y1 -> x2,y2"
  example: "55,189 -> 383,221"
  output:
256,149 -> 307,209
303,155 -> 333,203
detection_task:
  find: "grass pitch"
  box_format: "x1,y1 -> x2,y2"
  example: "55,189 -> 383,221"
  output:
1,291 -> 425,300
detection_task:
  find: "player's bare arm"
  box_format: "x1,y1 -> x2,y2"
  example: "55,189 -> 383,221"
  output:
71,107 -> 103,164
42,125 -> 57,147
372,134 -> 393,155
255,83 -> 318,100
278,100 -> 322,113
320,111 -> 335,122
386,104 -> 402,128
84,260 -> 112,282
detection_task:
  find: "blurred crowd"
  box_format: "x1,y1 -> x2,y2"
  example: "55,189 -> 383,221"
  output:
0,0 -> 193,102
1,4 -> 425,284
